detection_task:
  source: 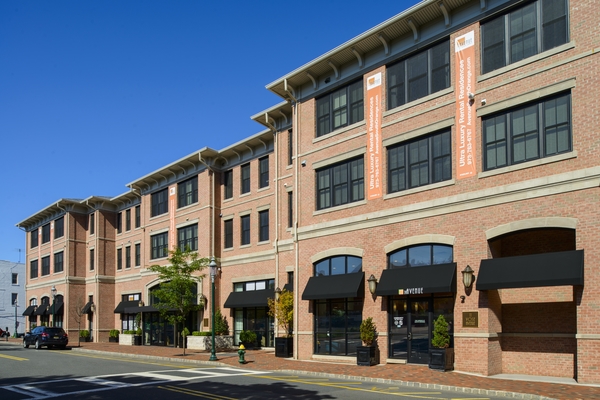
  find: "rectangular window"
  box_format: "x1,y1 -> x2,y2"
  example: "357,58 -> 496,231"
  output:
135,243 -> 141,267
30,230 -> 38,248
316,156 -> 364,210
288,129 -> 293,165
287,191 -> 293,228
259,156 -> 269,188
12,273 -> 18,285
151,188 -> 169,217
178,176 -> 198,208
135,205 -> 141,228
483,93 -> 571,170
117,248 -> 123,270
90,249 -> 95,271
42,223 -> 50,244
41,256 -> 50,276
223,170 -> 233,199
151,232 -> 169,259
90,213 -> 95,235
387,40 -> 450,110
258,210 -> 269,242
54,252 -> 64,273
178,224 -> 198,251
30,260 -> 38,279
316,80 -> 364,137
54,217 -> 64,239
12,293 -> 17,306
387,129 -> 451,193
224,219 -> 233,249
481,0 -> 568,74
240,215 -> 250,246
126,246 -> 131,268
117,212 -> 122,234
125,209 -> 131,231
241,163 -> 250,194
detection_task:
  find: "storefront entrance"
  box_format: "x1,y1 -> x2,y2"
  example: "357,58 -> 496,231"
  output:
389,298 -> 430,364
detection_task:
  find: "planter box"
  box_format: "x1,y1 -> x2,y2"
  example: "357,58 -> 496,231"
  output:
109,337 -> 119,343
187,335 -> 233,351
429,348 -> 454,371
79,337 -> 91,342
356,345 -> 377,366
119,333 -> 135,346
275,337 -> 293,358
134,335 -> 142,345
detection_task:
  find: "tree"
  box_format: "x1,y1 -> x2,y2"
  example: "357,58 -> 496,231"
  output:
148,247 -> 209,355
71,297 -> 86,347
268,289 -> 293,337
431,314 -> 450,348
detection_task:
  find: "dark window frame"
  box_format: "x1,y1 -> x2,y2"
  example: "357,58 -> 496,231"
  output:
258,210 -> 269,242
388,243 -> 454,268
117,248 -> 123,270
41,224 -> 50,244
483,93 -> 571,171
241,163 -> 251,194
54,217 -> 64,239
224,219 -> 233,249
287,191 -> 293,229
54,251 -> 64,273
240,215 -> 250,246
135,205 -> 141,228
125,209 -> 131,231
259,156 -> 269,189
313,255 -> 363,276
288,129 -> 293,165
151,232 -> 169,259
41,256 -> 50,276
12,273 -> 18,285
316,156 -> 364,210
481,0 -> 569,74
90,213 -> 95,235
135,243 -> 141,267
150,188 -> 169,217
178,224 -> 198,251
316,80 -> 364,137
178,176 -> 198,208
90,248 -> 95,271
30,230 -> 38,248
223,170 -> 233,199
117,212 -> 122,234
30,260 -> 38,279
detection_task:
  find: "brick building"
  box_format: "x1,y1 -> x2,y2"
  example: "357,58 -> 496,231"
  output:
17,0 -> 600,383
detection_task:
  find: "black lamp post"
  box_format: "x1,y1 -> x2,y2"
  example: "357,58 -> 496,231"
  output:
51,286 -> 57,327
209,257 -> 218,361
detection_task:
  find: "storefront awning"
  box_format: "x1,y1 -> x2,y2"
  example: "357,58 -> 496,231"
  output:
283,283 -> 293,292
476,250 -> 584,290
302,272 -> 364,300
375,263 -> 457,296
52,301 -> 64,315
114,300 -> 141,314
34,305 -> 49,315
22,305 -> 37,316
81,301 -> 94,314
123,305 -> 159,313
224,289 -> 274,308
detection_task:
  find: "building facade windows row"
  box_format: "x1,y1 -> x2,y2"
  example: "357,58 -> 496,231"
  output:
223,210 -> 270,249
29,251 -> 64,278
224,155 -> 270,200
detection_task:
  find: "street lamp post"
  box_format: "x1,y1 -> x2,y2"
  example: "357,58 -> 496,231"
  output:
13,300 -> 18,338
209,257 -> 218,361
51,286 -> 57,328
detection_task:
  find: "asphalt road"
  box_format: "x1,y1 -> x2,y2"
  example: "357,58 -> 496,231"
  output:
0,344 -> 505,399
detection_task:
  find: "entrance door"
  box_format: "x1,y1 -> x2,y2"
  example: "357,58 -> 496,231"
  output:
389,299 -> 430,364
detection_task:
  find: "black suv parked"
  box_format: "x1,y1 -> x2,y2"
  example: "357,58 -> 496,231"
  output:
23,327 -> 68,349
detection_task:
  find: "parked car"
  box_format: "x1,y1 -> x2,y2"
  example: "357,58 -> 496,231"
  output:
23,327 -> 68,349
0,328 -> 10,337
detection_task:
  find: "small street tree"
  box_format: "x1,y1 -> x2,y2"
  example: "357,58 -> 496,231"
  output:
148,247 -> 209,355
268,289 -> 294,337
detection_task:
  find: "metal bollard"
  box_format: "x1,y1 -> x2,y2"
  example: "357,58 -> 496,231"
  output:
238,344 -> 246,364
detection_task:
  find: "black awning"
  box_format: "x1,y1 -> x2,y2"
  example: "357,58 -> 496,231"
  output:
114,300 -> 141,314
81,301 -> 94,314
302,272 -> 364,300
283,283 -> 293,292
34,305 -> 49,315
224,289 -> 274,308
476,250 -> 584,291
375,263 -> 457,296
22,305 -> 36,316
123,305 -> 159,313
52,301 -> 64,315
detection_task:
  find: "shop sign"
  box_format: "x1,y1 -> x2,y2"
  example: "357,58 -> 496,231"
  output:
463,311 -> 478,328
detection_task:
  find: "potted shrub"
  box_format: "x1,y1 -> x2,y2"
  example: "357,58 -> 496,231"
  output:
134,327 -> 143,346
239,330 -> 257,349
357,317 -> 377,366
119,330 -> 135,346
109,329 -> 120,343
79,329 -> 90,342
268,289 -> 294,357
187,331 -> 211,350
211,309 -> 233,351
429,314 -> 454,371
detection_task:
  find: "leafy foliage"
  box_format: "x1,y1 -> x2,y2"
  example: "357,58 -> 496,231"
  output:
239,329 -> 257,344
109,329 -> 120,338
268,289 -> 294,337
431,314 -> 450,348
359,317 -> 377,346
214,308 -> 230,335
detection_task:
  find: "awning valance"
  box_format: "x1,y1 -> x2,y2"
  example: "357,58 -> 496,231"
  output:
22,305 -> 37,316
123,305 -> 159,314
476,250 -> 584,291
302,272 -> 364,300
375,263 -> 457,296
224,289 -> 274,309
35,304 -> 49,315
81,301 -> 94,314
114,301 -> 141,314
52,301 -> 64,315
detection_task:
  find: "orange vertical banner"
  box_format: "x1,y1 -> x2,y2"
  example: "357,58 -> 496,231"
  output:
169,187 -> 176,250
454,31 -> 477,179
366,72 -> 383,199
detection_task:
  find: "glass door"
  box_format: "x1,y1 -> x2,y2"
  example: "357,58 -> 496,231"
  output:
389,298 -> 431,364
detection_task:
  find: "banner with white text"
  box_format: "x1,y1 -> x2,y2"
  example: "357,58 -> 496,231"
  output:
366,72 -> 383,199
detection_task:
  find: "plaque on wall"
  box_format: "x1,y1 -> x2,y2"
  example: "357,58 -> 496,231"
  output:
463,311 -> 478,328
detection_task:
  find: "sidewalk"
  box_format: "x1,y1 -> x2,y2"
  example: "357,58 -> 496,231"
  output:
3,337 -> 599,400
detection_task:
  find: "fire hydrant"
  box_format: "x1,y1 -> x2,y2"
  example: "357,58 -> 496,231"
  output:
238,344 -> 246,364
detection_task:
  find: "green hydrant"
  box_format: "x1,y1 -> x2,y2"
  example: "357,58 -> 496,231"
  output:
238,344 -> 246,364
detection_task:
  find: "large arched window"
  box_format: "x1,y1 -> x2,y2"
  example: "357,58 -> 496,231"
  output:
388,244 -> 453,268
314,255 -> 362,276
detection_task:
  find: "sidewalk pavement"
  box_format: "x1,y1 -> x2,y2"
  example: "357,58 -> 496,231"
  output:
2,337 -> 599,400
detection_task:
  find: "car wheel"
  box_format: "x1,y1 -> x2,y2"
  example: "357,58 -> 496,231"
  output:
23,340 -> 29,349
35,339 -> 42,350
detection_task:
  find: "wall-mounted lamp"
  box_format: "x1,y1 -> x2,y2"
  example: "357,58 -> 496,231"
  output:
481,98 -> 487,106
301,160 -> 307,167
468,92 -> 475,100
138,300 -> 144,308
461,265 -> 475,290
275,287 -> 282,299
90,303 -> 96,313
367,274 -> 378,295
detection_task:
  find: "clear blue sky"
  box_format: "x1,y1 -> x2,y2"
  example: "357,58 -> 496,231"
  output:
0,0 -> 419,263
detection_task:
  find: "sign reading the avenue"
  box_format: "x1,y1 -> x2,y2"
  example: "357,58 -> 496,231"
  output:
398,287 -> 424,295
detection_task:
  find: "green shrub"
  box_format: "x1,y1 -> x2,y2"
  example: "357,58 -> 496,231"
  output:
135,327 -> 142,336
182,327 -> 190,337
359,317 -> 377,346
79,329 -> 90,338
214,308 -> 229,335
109,329 -> 120,338
192,331 -> 211,336
431,315 -> 450,348
239,330 -> 257,344
123,330 -> 135,334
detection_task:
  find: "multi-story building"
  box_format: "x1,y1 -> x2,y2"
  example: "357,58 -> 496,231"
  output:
0,260 -> 25,336
17,0 -> 600,384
